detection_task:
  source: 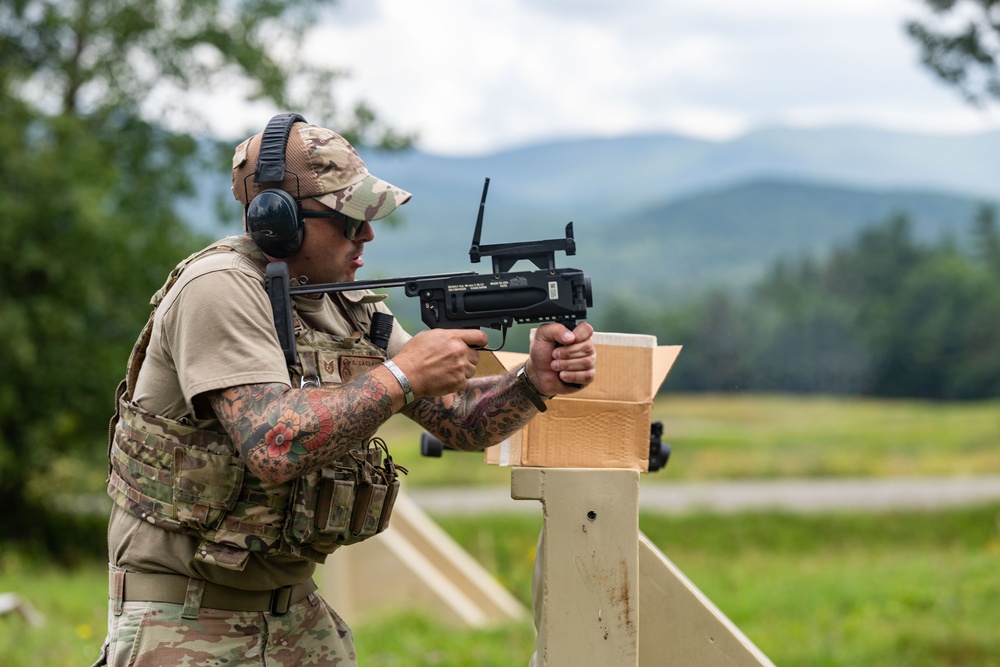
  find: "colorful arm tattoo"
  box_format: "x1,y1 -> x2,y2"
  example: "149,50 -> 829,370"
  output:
406,371 -> 538,452
208,374 -> 394,484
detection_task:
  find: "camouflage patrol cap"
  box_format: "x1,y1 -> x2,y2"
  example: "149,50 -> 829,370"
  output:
232,121 -> 412,221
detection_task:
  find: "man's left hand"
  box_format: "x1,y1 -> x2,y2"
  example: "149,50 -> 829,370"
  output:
525,322 -> 597,397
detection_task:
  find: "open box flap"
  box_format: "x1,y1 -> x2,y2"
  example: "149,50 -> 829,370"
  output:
475,338 -> 681,401
474,350 -> 525,378
651,345 -> 682,397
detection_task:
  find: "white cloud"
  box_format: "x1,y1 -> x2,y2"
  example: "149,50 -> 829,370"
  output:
206,0 -> 1000,155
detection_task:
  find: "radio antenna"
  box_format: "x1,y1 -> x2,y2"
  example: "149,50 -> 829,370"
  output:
469,177 -> 490,263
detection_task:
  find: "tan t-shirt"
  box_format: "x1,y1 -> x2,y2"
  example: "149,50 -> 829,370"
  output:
110,247 -> 410,589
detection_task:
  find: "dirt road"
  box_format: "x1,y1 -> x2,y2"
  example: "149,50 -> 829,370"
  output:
406,475 -> 1000,515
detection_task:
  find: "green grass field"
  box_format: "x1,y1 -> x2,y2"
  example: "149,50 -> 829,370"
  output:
3,394 -> 999,666
2,505 -> 998,666
653,394 -> 1000,480
382,393 -> 1000,485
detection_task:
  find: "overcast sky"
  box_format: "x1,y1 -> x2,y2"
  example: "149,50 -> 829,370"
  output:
215,0 -> 1000,156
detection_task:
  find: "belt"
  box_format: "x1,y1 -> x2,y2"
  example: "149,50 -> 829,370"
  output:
113,570 -> 317,616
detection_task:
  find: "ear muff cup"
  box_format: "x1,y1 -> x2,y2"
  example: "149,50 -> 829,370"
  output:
242,112 -> 308,258
246,189 -> 303,258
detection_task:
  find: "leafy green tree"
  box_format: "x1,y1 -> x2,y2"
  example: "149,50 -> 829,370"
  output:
0,0 -> 410,554
906,0 -> 1000,104
883,250 -> 1000,397
751,262 -> 872,395
972,204 -> 1000,274
618,209 -> 1000,399
744,213 -> 1000,398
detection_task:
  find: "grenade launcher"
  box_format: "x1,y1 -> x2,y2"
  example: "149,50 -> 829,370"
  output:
265,177 -> 594,363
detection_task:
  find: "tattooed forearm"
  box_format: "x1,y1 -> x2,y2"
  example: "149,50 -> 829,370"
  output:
406,371 -> 538,452
208,374 -> 394,484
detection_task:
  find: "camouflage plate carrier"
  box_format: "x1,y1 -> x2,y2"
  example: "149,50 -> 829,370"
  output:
106,236 -> 404,571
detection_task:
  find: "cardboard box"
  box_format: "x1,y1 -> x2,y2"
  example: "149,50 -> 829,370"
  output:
480,332 -> 681,471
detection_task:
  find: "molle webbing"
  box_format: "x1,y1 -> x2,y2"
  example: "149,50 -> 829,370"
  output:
107,237 -> 403,570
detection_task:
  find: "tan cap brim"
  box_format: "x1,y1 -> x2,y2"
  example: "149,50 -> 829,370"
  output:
314,173 -> 413,222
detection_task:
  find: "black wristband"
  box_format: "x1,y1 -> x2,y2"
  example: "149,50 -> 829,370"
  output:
516,364 -> 552,412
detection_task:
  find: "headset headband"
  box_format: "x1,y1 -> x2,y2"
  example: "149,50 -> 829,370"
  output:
254,113 -> 307,183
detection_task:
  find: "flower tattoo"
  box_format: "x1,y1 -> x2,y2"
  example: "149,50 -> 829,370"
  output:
265,411 -> 302,458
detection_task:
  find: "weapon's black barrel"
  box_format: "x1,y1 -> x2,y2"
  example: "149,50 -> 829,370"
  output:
287,272 -> 477,296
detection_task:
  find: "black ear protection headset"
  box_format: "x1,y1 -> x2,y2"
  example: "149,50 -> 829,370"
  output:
244,113 -> 309,258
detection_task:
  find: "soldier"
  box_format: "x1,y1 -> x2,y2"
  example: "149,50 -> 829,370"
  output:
93,114 -> 596,667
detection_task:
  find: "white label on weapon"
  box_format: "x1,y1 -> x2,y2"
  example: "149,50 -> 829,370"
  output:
548,281 -> 559,299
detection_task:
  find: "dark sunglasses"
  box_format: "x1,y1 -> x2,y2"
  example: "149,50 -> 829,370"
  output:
301,209 -> 366,240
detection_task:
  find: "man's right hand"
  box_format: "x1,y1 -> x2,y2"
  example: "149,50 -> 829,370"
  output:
390,329 -> 489,399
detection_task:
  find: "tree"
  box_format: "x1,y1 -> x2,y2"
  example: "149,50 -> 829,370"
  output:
623,209 -> 1000,399
751,261 -> 872,395
905,0 -> 1000,104
972,204 -> 1000,273
0,0 -> 411,554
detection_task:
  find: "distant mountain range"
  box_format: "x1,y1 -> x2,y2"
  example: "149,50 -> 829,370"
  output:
184,125 -> 1000,314
594,178 -> 988,298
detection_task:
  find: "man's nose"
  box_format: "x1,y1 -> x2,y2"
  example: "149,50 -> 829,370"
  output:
358,220 -> 375,242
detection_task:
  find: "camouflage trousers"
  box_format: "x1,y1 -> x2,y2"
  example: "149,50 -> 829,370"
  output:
92,593 -> 356,667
